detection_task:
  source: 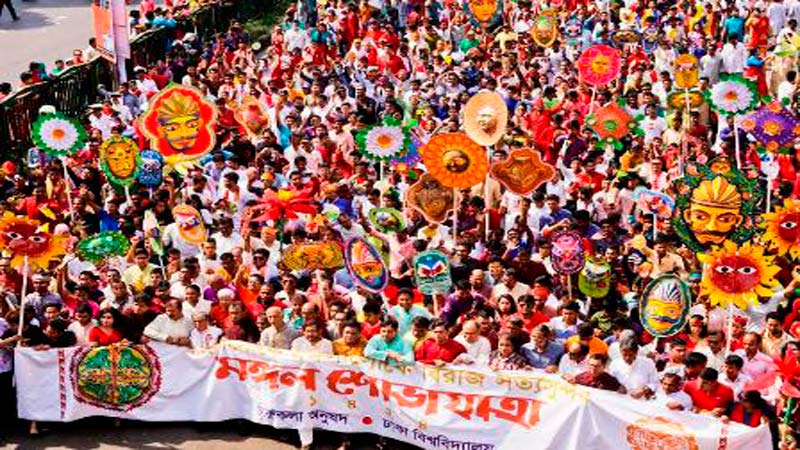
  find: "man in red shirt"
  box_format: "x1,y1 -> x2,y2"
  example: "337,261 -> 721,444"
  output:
415,319 -> 466,366
683,368 -> 734,416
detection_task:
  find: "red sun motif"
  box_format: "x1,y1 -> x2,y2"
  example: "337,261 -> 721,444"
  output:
362,416 -> 373,425
777,212 -> 800,243
709,255 -> 761,294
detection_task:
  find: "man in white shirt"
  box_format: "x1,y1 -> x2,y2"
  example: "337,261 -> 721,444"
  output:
559,341 -> 590,380
719,354 -> 752,399
778,70 -> 797,102
694,330 -> 727,370
181,285 -> 212,317
291,321 -> 333,354
143,299 -> 193,346
653,373 -> 694,411
210,217 -> 245,256
67,305 -> 96,346
720,36 -> 747,74
491,268 -> 530,302
189,312 -> 222,350
608,339 -> 659,399
453,320 -> 491,366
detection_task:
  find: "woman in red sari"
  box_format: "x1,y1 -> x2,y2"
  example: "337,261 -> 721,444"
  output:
87,308 -> 125,347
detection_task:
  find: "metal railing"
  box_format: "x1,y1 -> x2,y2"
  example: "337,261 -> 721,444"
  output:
0,0 -> 262,159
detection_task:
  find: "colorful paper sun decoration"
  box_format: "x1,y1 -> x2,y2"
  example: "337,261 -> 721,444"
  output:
697,240 -> 780,310
576,45 -> 621,87
740,102 -> 800,153
762,199 -> 800,259
585,103 -> 640,148
356,117 -> 411,162
419,133 -> 488,189
706,74 -> 759,117
31,112 -> 87,157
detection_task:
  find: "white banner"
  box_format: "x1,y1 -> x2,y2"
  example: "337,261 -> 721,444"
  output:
15,342 -> 771,450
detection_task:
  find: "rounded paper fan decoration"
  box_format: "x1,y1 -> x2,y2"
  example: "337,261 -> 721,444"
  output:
356,117 -> 411,162
667,90 -> 705,110
585,103 -> 635,141
740,102 -> 800,153
419,133 -> 488,189
31,112 -> 87,157
697,240 -> 780,310
77,231 -> 131,264
576,45 -> 621,87
706,74 -> 759,117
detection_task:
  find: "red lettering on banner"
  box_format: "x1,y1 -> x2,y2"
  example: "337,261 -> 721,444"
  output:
215,356 -> 250,381
324,369 -> 543,429
215,356 -> 318,391
475,396 -> 542,429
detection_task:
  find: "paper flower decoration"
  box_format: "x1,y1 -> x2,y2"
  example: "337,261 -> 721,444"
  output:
762,198 -> 800,259
576,45 -> 621,87
706,74 -> 759,117
356,117 -> 411,162
667,90 -> 705,110
249,189 -> 317,223
632,187 -> 675,219
345,237 -> 388,293
489,148 -> 554,195
419,133 -> 488,189
99,136 -> 141,187
0,216 -> 68,270
404,173 -> 456,223
77,232 -> 131,264
740,102 -> 800,153
697,240 -> 780,310
31,112 -> 87,157
585,103 -> 636,142
283,242 -> 344,271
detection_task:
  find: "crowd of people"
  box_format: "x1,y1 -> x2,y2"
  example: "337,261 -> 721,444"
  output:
1,0 -> 800,448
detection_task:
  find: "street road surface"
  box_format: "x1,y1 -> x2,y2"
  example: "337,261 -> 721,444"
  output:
0,419 -> 423,449
0,0 -> 96,84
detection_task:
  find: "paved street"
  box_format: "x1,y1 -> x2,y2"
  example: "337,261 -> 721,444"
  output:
0,0 -> 96,83
0,419 -> 422,449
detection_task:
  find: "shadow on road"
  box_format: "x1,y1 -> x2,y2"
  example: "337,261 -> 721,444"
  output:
0,10 -> 56,30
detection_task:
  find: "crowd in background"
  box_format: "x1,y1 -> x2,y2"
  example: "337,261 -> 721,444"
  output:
1,0 -> 800,448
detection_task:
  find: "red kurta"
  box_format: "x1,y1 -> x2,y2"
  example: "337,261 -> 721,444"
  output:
414,338 -> 466,364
